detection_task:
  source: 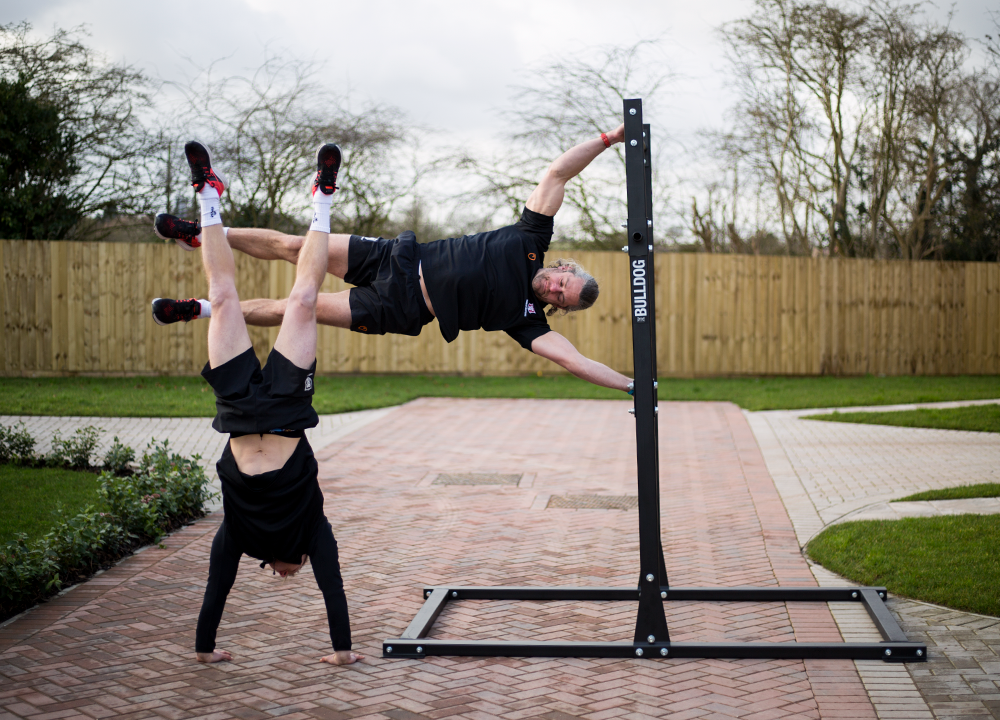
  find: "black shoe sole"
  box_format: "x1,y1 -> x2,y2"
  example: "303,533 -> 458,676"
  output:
151,298 -> 174,326
185,140 -> 214,191
314,143 -> 342,195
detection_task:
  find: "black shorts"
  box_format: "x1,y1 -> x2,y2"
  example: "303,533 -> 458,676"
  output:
345,231 -> 434,336
201,347 -> 319,435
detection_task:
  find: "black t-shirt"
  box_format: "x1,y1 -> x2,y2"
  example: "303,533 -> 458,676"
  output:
216,436 -> 325,565
420,207 -> 553,350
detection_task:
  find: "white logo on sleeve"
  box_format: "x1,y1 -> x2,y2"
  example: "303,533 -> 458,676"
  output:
304,375 -> 313,391
524,300 -> 536,316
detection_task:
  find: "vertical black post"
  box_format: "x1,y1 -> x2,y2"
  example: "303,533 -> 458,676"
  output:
624,98 -> 670,645
642,122 -> 670,588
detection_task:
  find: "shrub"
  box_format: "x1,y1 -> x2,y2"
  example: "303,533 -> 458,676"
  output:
0,434 -> 213,621
0,511 -> 132,617
0,422 -> 37,464
102,436 -> 135,475
47,425 -> 102,469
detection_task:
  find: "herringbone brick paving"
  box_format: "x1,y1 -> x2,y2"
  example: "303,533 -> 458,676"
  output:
1,399 -> 875,719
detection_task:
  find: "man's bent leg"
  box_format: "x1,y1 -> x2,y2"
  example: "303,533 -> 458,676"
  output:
227,228 -> 352,279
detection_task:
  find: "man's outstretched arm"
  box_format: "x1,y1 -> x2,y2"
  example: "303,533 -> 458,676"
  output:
525,124 -> 626,217
531,331 -> 632,392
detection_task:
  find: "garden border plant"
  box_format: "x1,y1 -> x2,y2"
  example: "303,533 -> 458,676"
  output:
0,422 -> 214,623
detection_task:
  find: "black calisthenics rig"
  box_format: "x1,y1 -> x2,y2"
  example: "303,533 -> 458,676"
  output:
382,99 -> 927,663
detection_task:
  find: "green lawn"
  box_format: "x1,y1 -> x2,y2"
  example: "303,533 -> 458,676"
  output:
894,483 -> 1000,502
2,374 -> 998,417
807,515 -> 1000,617
0,464 -> 104,544
809,403 -> 1000,433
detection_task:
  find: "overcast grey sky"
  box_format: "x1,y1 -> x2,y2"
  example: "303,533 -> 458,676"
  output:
6,0 -> 993,146
3,0 -> 997,233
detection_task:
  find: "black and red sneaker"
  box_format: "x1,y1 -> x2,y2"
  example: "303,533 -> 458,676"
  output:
154,213 -> 201,251
312,143 -> 342,196
151,298 -> 202,326
184,140 -> 227,196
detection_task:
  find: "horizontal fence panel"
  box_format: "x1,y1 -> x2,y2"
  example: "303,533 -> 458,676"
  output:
1,239 -> 998,377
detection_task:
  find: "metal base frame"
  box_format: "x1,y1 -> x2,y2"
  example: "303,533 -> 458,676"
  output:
382,585 -> 926,662
382,98 -> 927,664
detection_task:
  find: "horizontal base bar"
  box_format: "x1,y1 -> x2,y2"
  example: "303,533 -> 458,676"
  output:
424,585 -> 888,603
382,639 -> 926,662
388,584 -> 925,663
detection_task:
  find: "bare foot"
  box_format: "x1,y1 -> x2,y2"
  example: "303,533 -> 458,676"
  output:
195,650 -> 233,663
320,650 -> 365,665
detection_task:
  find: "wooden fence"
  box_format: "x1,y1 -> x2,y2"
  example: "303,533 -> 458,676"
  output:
2,239 -> 998,376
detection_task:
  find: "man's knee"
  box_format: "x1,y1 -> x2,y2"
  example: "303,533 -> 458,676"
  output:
208,285 -> 240,311
284,234 -> 304,263
286,287 -> 319,315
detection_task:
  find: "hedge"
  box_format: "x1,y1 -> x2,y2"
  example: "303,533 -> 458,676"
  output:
0,424 -> 214,622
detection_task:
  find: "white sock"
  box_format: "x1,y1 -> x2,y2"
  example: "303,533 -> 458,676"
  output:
199,186 -> 222,227
310,192 -> 333,234
198,299 -> 212,318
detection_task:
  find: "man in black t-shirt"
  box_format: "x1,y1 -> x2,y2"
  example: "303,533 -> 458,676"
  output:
152,125 -> 634,393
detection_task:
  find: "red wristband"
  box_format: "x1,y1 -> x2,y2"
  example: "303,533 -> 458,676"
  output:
601,132 -> 611,148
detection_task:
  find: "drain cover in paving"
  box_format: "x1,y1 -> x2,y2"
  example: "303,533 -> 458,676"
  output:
433,473 -> 523,486
547,494 -> 639,510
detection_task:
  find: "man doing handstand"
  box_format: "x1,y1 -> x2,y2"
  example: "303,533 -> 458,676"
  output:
188,138 -> 362,666
153,125 -> 634,394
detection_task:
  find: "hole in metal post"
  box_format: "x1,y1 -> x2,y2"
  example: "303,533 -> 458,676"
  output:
632,232 -> 642,241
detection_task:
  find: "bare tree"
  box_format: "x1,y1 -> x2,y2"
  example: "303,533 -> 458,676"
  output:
460,41 -> 673,248
0,22 -> 162,239
715,0 -> 984,259
881,18 -> 968,258
722,0 -> 874,256
171,54 -> 420,236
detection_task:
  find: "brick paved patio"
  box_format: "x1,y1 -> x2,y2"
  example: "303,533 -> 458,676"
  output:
749,403 -> 1000,720
1,399 -> 879,719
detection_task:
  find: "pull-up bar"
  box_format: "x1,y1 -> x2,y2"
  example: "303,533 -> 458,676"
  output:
381,99 -> 927,663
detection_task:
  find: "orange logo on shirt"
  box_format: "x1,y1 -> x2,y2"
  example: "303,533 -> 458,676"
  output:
357,325 -> 368,332
528,253 -> 536,261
